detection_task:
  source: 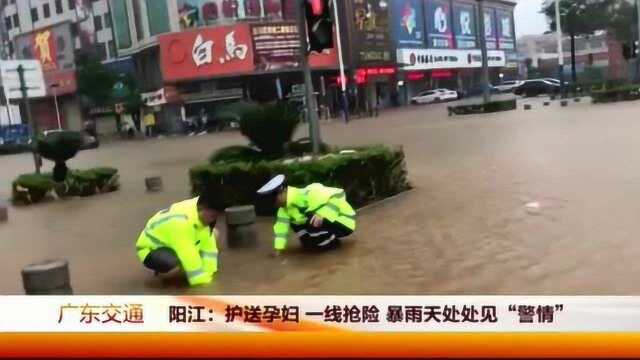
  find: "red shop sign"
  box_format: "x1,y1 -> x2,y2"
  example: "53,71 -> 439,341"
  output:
432,69 -> 454,78
159,24 -> 255,82
406,72 -> 425,81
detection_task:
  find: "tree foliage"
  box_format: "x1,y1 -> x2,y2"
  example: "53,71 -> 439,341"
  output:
76,55 -> 117,106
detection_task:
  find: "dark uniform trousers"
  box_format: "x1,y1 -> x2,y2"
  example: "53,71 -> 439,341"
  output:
291,219 -> 353,250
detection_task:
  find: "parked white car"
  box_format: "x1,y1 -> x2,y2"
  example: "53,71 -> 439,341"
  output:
411,89 -> 458,104
494,80 -> 524,93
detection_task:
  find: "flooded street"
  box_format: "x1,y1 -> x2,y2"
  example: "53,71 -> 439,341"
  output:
2,97 -> 640,294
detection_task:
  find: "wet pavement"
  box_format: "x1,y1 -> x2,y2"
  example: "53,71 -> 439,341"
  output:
2,96 -> 640,294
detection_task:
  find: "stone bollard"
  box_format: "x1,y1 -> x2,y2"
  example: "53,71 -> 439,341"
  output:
225,205 -> 257,248
145,176 -> 163,192
524,104 -> 532,110
543,101 -> 550,106
22,259 -> 73,295
560,100 -> 568,107
0,200 -> 7,223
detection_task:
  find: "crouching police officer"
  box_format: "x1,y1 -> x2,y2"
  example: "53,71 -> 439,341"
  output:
135,193 -> 224,286
257,175 -> 356,254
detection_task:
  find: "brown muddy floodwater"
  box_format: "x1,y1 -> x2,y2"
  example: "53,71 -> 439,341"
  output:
2,97 -> 640,295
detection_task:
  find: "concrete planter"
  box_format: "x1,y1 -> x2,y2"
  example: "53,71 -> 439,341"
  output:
524,104 -> 532,110
560,100 -> 568,107
0,201 -> 7,223
225,205 -> 257,248
22,259 -> 73,295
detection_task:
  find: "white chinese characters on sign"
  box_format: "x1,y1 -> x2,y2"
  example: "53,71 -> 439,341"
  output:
484,13 -> 493,36
460,11 -> 471,35
220,31 -> 249,64
434,6 -> 448,33
501,16 -> 511,38
192,34 -> 214,67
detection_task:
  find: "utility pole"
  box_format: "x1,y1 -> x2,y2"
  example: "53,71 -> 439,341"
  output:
477,0 -> 490,103
332,0 -> 349,123
17,64 -> 41,174
297,0 -> 322,156
554,0 -> 565,97
636,0 -> 640,81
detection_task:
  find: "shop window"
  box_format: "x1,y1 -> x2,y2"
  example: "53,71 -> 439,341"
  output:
222,0 -> 239,19
202,2 -> 219,24
146,0 -> 170,36
30,8 -> 38,22
245,0 -> 261,18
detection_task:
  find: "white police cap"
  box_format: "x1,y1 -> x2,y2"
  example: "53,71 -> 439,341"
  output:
257,174 -> 286,195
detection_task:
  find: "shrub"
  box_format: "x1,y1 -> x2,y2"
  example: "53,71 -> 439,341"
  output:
448,98 -> 517,115
285,137 -> 331,157
190,145 -> 410,215
35,131 -> 84,181
12,173 -> 56,204
209,145 -> 264,164
591,85 -> 640,104
12,167 -> 119,205
240,102 -> 300,158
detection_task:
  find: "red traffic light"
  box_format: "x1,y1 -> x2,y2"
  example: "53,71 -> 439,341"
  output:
309,0 -> 324,16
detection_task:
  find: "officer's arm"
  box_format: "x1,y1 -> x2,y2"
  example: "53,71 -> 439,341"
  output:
199,228 -> 219,275
274,208 -> 291,251
171,221 -> 212,286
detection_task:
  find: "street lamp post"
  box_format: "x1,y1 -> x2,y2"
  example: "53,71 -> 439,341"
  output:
554,0 -> 565,98
51,83 -> 62,130
332,0 -> 349,123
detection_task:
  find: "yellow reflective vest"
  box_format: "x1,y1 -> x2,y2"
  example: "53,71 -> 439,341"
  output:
136,197 -> 218,286
273,184 -> 356,250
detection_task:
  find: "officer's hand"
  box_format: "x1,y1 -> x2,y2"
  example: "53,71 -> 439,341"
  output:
310,214 -> 324,228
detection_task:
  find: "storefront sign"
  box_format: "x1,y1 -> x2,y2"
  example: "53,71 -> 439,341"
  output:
484,8 -> 498,50
424,0 -> 454,49
251,23 -> 300,71
14,22 -> 76,73
141,88 -> 168,107
392,0 -> 425,48
159,24 -> 254,82
352,0 -> 393,65
397,48 -> 506,70
45,69 -> 77,96
452,1 -> 477,49
497,9 -> 515,51
431,69 -> 453,78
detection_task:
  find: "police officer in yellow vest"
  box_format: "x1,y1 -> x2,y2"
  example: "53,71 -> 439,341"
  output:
257,175 -> 356,254
136,193 -> 224,286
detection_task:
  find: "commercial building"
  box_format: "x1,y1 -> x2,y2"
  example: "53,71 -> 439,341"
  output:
0,0 -> 115,131
392,0 -> 518,103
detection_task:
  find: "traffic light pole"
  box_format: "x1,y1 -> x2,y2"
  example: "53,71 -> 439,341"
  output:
477,0 -> 490,104
298,0 -> 322,156
17,65 -> 41,174
554,0 -> 566,98
332,0 -> 349,123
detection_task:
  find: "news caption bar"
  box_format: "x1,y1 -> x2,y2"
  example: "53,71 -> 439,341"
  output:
1,296 -> 640,332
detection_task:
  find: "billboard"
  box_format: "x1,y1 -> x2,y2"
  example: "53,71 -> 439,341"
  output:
14,22 -> 75,73
424,0 -> 454,49
352,0 -> 393,65
392,0 -> 425,48
484,8 -> 498,50
497,9 -> 515,50
159,24 -> 254,82
251,22 -> 300,71
452,1 -> 477,49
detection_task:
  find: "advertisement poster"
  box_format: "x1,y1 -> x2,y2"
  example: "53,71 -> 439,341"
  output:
392,0 -> 425,48
484,8 -> 498,50
159,23 -> 254,82
352,0 -> 393,65
497,9 -> 515,50
424,0 -> 454,49
251,22 -> 300,71
452,1 -> 476,49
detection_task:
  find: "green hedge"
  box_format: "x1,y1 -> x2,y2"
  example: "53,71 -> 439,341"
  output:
12,167 -> 120,205
190,145 -> 410,214
591,85 -> 640,104
448,98 -> 517,115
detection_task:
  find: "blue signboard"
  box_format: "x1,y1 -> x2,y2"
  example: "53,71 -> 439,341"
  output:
483,8 -> 498,50
424,0 -> 454,49
0,124 -> 30,145
392,0 -> 425,48
452,1 -> 476,49
497,9 -> 515,50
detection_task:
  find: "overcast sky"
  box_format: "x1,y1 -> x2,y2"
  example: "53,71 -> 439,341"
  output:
514,0 -> 550,38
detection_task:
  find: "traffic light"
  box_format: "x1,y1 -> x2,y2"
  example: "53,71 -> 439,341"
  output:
305,0 -> 333,53
623,41 -> 639,60
634,40 -> 639,58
